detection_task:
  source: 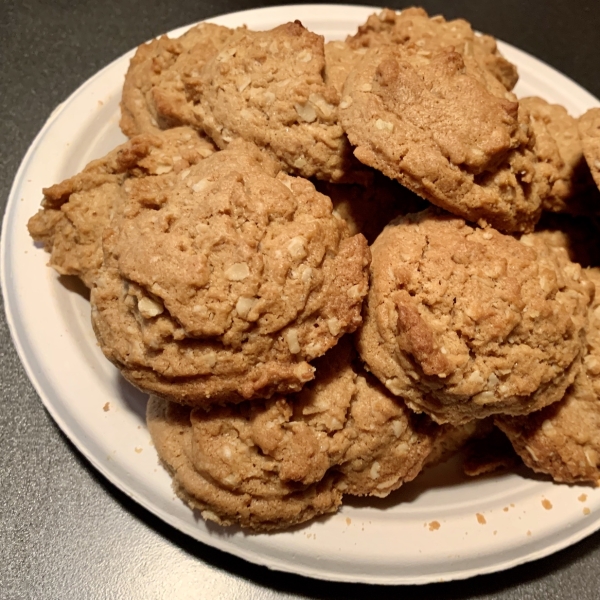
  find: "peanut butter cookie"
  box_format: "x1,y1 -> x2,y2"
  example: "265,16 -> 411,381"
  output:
496,269 -> 600,485
346,7 -> 518,91
579,107 -> 600,192
147,338 -> 437,530
339,45 -> 546,232
356,208 -> 593,424
28,127 -> 215,287
522,96 -> 600,214
91,140 -> 370,406
120,23 -> 237,137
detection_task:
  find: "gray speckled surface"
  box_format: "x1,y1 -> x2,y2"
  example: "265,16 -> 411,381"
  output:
2,1 -> 600,598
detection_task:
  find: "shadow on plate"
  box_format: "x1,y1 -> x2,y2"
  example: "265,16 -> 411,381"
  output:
57,274 -> 90,302
117,372 -> 148,424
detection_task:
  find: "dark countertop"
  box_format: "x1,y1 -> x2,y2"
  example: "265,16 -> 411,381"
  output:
2,1 -> 600,598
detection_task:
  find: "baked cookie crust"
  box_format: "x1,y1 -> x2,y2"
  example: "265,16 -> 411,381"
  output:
346,7 -> 519,91
91,140 -> 370,405
339,45 -> 545,232
496,269 -> 600,485
356,209 -> 593,424
28,127 -> 215,288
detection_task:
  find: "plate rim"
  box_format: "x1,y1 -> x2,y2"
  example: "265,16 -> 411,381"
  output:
3,3 -> 600,585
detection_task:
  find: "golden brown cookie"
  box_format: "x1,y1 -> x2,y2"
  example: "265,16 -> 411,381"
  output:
314,174 -> 427,245
91,139 -> 370,406
521,96 -> 600,214
147,338 -> 438,530
324,40 -> 369,96
356,208 -> 594,425
339,45 -> 545,232
147,396 -> 343,531
578,107 -> 600,191
346,7 -> 519,91
195,22 -> 368,183
496,267 -> 600,485
120,23 -> 238,137
336,363 -> 437,497
27,127 -> 215,287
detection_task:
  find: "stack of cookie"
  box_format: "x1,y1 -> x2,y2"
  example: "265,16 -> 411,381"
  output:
28,7 -> 600,531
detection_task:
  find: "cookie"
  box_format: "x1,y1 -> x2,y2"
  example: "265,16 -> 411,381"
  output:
336,363 -> 437,497
425,419 -> 487,467
496,267 -> 600,485
27,127 -> 215,287
462,426 -> 520,477
120,23 -> 238,137
147,338 -> 437,530
91,139 -> 370,405
578,107 -> 600,191
521,96 -> 600,214
195,21 -> 368,183
339,45 -> 545,232
147,396 -> 343,531
314,173 -> 427,245
346,7 -> 519,91
324,40 -> 368,96
356,208 -> 594,424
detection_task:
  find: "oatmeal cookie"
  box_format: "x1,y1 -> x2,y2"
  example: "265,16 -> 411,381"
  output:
324,40 -> 369,96
346,7 -> 519,91
356,209 -> 594,425
336,363 -> 437,497
195,21 -> 367,183
496,267 -> 600,484
27,127 -> 215,287
314,173 -> 426,245
521,97 -> 600,214
339,45 -> 545,232
147,396 -> 343,531
425,419 -> 486,467
120,23 -> 238,137
147,338 -> 437,530
578,107 -> 600,191
91,139 -> 370,405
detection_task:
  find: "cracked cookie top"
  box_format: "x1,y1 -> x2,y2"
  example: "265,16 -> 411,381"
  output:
27,127 -> 215,288
147,338 -> 437,530
339,45 -> 546,232
120,22 -> 238,137
346,7 -> 519,91
91,139 -> 370,405
195,21 -> 368,183
522,96 -> 600,215
356,208 -> 594,424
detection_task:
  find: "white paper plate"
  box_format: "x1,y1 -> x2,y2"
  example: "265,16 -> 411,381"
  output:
3,4 -> 600,586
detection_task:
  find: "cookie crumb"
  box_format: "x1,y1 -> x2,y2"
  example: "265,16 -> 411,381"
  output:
428,521 -> 441,531
134,447 -> 143,454
583,507 -> 591,516
578,494 -> 588,502
346,517 -> 351,526
527,530 -> 532,536
103,402 -> 110,412
542,499 -> 553,510
476,513 -> 486,525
